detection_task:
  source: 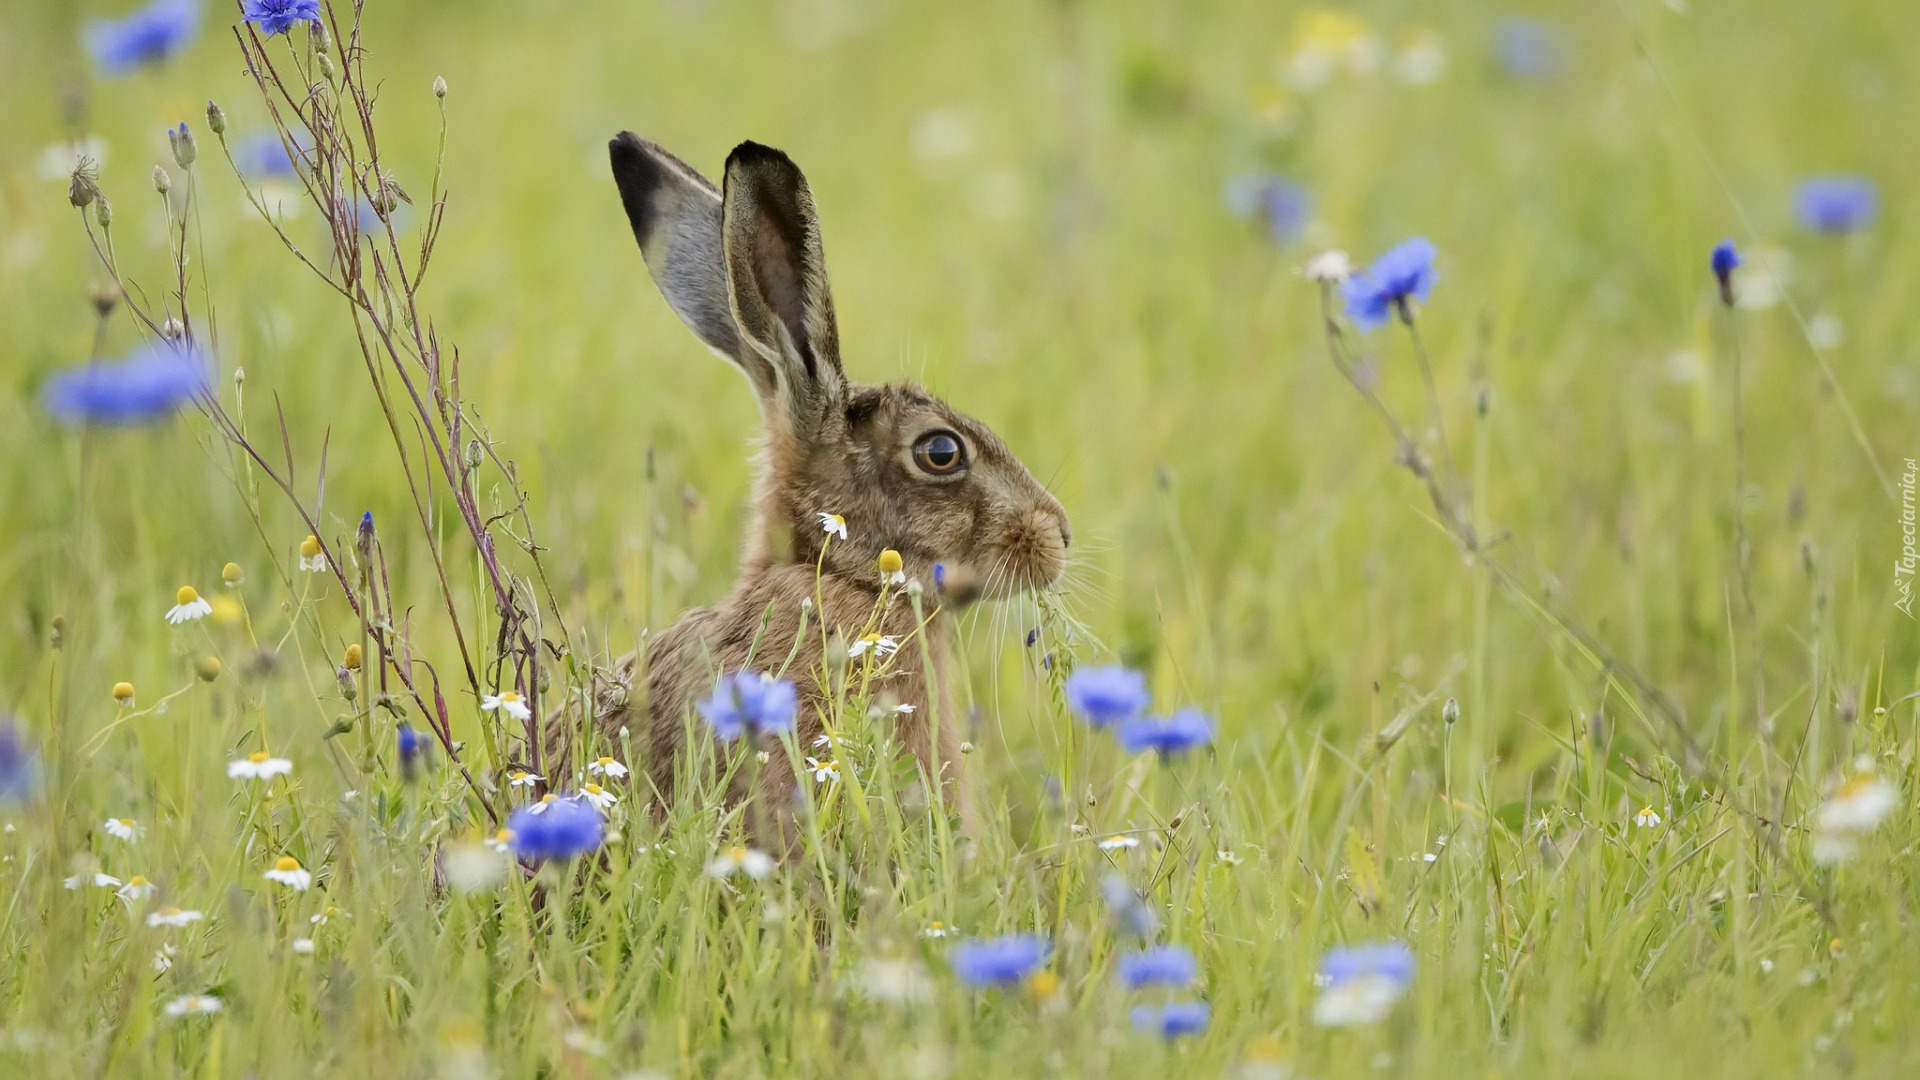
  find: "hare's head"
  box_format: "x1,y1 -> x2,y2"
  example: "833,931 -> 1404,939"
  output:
610,134 -> 1069,601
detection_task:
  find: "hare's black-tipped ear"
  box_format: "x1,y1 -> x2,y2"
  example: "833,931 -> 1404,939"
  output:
609,132 -> 777,398
721,141 -> 846,437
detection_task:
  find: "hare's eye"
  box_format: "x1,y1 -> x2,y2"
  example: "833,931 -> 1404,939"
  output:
912,431 -> 967,476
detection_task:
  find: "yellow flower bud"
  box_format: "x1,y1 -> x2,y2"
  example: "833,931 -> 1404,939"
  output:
300,535 -> 321,559
112,682 -> 135,705
274,856 -> 301,872
343,643 -> 363,670
878,549 -> 904,575
196,656 -> 222,682
221,562 -> 244,585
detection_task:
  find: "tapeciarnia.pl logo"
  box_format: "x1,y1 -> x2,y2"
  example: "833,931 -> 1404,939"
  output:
1898,458 -> 1917,618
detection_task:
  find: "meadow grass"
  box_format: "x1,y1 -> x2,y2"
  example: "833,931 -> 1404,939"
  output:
2,0 -> 1918,1076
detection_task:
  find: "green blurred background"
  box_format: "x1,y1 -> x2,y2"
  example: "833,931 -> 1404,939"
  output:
5,0 -> 1913,760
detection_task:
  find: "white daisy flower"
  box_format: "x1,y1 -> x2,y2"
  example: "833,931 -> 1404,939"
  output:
528,794 -> 559,815
228,752 -> 293,780
1817,770 -> 1897,833
507,770 -> 544,789
705,845 -> 777,881
485,829 -> 515,854
892,703 -> 917,715
1097,834 -> 1141,851
88,872 -> 122,889
1304,250 -> 1353,282
817,512 -> 848,541
1633,806 -> 1662,828
481,690 -> 532,721
852,956 -> 934,1004
848,634 -> 900,660
147,907 -> 204,928
311,906 -> 346,926
581,783 -> 618,813
443,841 -> 507,893
812,734 -> 835,750
291,937 -> 316,955
165,586 -> 213,625
877,549 -> 906,586
117,875 -> 155,900
103,818 -> 139,842
298,534 -> 326,572
1216,849 -> 1244,866
162,994 -> 223,1018
806,757 -> 840,784
152,945 -> 177,972
920,921 -> 953,938
264,856 -> 312,891
586,756 -> 628,779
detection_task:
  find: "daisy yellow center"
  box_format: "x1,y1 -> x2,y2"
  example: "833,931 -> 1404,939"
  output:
127,875 -> 148,887
829,515 -> 844,527
1027,971 -> 1060,997
585,784 -> 603,795
861,634 -> 883,643
496,830 -> 513,842
539,794 -> 556,804
878,549 -> 903,574
1839,775 -> 1876,798
727,845 -> 747,860
1639,806 -> 1655,817
116,818 -> 132,827
929,921 -> 945,930
500,691 -> 521,703
177,586 -> 200,605
221,562 -> 243,583
300,535 -> 321,558
161,907 -> 181,916
596,756 -> 614,766
274,856 -> 300,872
249,751 -> 271,763
324,906 -> 339,917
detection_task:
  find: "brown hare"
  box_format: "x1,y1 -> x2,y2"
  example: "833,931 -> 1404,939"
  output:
591,133 -> 1069,836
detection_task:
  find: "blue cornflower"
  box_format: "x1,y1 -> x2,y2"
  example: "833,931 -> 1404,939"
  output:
1795,176 -> 1877,234
84,0 -> 200,77
506,796 -> 604,861
1225,173 -> 1313,245
1065,665 -> 1150,728
1341,238 -> 1439,332
0,723 -> 39,804
1130,1001 -> 1210,1039
697,671 -> 798,741
1117,945 -> 1196,988
949,934 -> 1050,988
1314,941 -> 1415,1027
1320,940 -> 1416,987
1114,708 -> 1214,758
42,341 -> 209,425
397,723 -> 426,779
1495,17 -> 1564,80
235,132 -> 302,178
1710,240 -> 1740,307
1100,873 -> 1159,938
242,0 -> 323,36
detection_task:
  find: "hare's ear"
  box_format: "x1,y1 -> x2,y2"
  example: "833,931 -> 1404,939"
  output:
720,141 -> 847,438
609,132 -> 778,398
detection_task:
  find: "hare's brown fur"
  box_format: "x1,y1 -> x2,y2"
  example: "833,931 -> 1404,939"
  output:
585,134 -> 1069,838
